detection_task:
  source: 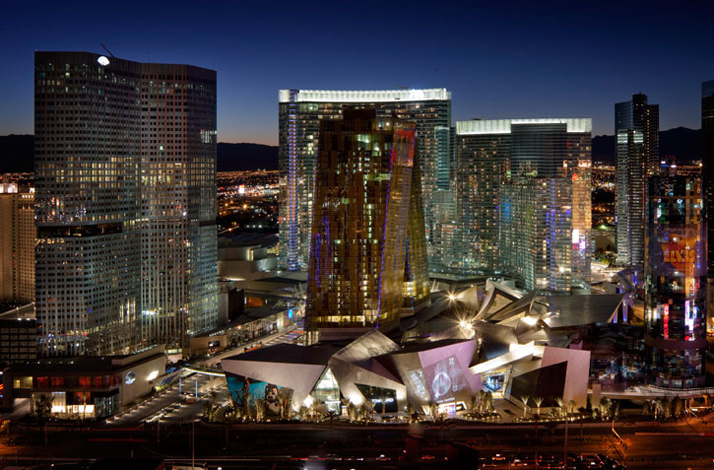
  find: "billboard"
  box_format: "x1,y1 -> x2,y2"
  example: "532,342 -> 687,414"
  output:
225,373 -> 293,418
422,355 -> 469,403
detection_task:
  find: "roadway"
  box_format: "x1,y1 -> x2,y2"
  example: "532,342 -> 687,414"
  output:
105,326 -> 304,428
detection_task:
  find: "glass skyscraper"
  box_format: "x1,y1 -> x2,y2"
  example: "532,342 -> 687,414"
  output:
35,51 -> 217,356
278,89 -> 451,275
456,119 -> 592,293
305,108 -> 421,341
702,81 -> 714,330
616,93 -> 659,267
644,176 -> 706,388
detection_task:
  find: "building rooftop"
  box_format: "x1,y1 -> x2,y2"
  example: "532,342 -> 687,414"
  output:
223,343 -> 339,366
6,345 -> 165,374
279,88 -> 451,103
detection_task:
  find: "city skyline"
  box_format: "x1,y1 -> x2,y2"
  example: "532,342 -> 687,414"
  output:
2,1 -> 714,144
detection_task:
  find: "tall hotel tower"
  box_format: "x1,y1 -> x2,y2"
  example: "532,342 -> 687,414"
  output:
0,183 -> 35,304
278,89 -> 451,275
644,176 -> 706,388
702,80 -> 714,329
456,119 -> 592,293
306,108 -> 421,341
616,93 -> 659,267
35,51 -> 217,356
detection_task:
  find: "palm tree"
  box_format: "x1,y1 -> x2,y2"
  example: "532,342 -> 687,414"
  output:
599,397 -> 612,420
277,388 -> 292,420
555,397 -> 566,419
344,399 -> 357,422
484,391 -> 494,413
568,399 -> 577,415
519,395 -> 530,418
255,398 -> 266,421
533,396 -> 544,416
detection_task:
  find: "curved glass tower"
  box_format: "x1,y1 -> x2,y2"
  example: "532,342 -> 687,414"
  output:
305,108 -> 419,341
644,176 -> 706,388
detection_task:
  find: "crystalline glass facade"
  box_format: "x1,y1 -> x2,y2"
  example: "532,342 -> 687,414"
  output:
456,119 -> 592,293
278,89 -> 451,277
305,109 -> 418,340
644,176 -> 706,388
616,93 -> 659,267
35,52 -> 217,356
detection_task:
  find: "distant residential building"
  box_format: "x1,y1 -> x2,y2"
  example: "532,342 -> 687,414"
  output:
0,183 -> 35,304
278,88 -> 451,273
305,108 -> 427,341
456,119 -> 592,293
616,93 -> 659,267
644,176 -> 706,388
35,51 -> 217,356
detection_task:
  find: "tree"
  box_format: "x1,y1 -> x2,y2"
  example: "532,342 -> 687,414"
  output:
277,387 -> 293,420
343,399 -> 358,422
533,397 -> 544,416
484,391 -> 494,413
203,401 -> 219,423
255,398 -> 266,421
469,394 -> 480,414
597,397 -> 611,420
34,394 -> 53,421
568,400 -> 577,415
519,395 -> 530,418
555,397 -> 566,419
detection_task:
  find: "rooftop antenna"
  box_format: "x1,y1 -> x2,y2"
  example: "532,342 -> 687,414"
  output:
100,43 -> 115,58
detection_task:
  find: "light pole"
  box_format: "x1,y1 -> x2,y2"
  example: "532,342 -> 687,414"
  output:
563,412 -> 568,470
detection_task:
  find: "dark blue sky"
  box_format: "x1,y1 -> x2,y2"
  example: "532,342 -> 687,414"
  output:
2,0 -> 713,145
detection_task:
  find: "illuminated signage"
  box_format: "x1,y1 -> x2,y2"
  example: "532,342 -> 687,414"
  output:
125,371 -> 136,385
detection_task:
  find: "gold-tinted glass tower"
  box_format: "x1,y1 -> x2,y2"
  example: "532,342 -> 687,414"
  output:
306,108 -> 423,341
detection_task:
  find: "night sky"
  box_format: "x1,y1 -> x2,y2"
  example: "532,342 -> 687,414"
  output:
1,0 -> 713,145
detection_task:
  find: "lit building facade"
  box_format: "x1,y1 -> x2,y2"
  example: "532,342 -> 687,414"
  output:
278,88 -> 451,273
35,51 -> 217,356
702,81 -> 714,330
456,122 -> 510,270
456,119 -> 592,293
139,62 -> 218,349
0,183 -> 35,304
644,176 -> 706,388
616,93 -> 659,267
305,108 -> 421,341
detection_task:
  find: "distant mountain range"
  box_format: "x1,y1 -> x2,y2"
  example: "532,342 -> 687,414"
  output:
0,135 -> 279,173
593,127 -> 701,164
0,127 -> 702,173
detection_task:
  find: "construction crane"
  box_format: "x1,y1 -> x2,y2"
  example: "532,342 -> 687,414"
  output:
100,43 -> 115,58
